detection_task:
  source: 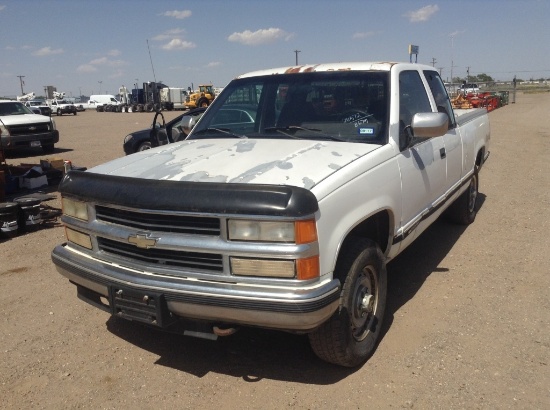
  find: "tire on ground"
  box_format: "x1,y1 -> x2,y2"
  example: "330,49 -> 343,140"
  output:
446,172 -> 479,225
308,237 -> 387,367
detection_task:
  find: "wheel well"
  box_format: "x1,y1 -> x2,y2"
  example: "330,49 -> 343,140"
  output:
476,147 -> 485,169
340,209 -> 390,255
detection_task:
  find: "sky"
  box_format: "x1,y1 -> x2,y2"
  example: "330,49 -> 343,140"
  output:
0,0 -> 548,98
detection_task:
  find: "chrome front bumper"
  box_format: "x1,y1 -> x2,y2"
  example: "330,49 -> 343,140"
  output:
52,243 -> 340,332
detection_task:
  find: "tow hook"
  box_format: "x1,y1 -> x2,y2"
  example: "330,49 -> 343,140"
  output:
213,325 -> 239,336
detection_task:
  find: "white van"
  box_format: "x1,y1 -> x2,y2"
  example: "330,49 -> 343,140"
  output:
86,95 -> 121,109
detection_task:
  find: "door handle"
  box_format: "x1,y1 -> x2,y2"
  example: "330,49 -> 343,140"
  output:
440,147 -> 446,159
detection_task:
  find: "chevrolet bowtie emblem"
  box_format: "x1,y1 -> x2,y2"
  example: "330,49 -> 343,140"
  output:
128,233 -> 159,249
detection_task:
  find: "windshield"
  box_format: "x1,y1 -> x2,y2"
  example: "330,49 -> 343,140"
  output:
189,71 -> 389,144
0,102 -> 35,116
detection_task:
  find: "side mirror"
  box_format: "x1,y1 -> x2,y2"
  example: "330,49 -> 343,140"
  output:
411,112 -> 448,139
180,116 -> 196,135
399,112 -> 448,150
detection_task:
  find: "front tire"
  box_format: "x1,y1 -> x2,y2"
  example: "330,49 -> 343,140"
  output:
309,238 -> 387,367
137,141 -> 151,152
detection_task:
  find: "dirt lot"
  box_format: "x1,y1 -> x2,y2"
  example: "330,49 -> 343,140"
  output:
1,94 -> 549,409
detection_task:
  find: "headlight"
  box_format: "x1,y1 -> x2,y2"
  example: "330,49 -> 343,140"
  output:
62,197 -> 89,221
50,119 -> 56,130
0,123 -> 10,137
124,134 -> 133,144
228,219 -> 317,244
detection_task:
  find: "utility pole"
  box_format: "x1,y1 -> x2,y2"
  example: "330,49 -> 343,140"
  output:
17,75 -> 25,95
449,33 -> 456,85
294,49 -> 301,66
431,57 -> 437,67
98,81 -> 103,94
466,66 -> 470,83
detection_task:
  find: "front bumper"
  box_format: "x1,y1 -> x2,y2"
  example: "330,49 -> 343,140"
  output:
1,130 -> 59,150
52,243 -> 340,332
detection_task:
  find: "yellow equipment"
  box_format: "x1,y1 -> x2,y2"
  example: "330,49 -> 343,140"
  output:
184,85 -> 216,109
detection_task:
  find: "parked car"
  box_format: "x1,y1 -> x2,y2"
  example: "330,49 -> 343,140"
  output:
459,83 -> 480,95
24,100 -> 52,116
123,108 -> 206,154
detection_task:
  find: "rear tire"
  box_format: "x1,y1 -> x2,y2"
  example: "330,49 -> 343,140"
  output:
308,238 -> 387,367
447,172 -> 479,225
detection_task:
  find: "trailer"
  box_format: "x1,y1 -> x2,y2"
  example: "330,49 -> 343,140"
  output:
160,87 -> 189,110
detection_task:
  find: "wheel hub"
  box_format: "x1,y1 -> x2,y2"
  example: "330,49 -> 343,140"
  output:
361,294 -> 374,314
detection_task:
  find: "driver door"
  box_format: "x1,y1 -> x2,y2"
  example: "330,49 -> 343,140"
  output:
396,70 -> 448,248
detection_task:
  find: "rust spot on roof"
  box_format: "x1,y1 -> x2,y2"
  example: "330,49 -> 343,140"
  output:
304,65 -> 320,72
284,66 -> 303,74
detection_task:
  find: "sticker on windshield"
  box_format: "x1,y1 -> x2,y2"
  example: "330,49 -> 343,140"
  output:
358,127 -> 375,136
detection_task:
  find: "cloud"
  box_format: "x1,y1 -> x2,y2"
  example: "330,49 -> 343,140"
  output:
228,28 -> 293,46
206,61 -> 221,68
352,31 -> 377,40
161,38 -> 196,50
404,5 -> 439,23
152,29 -> 195,51
33,46 -> 64,56
152,28 -> 185,41
76,64 -> 97,73
161,10 -> 192,19
0,5 -> 5,11
107,49 -> 121,57
76,54 -> 127,73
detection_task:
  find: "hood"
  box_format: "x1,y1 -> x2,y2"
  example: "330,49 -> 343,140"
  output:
0,113 -> 51,125
90,138 -> 380,190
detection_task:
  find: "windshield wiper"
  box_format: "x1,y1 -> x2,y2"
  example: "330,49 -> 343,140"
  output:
192,127 -> 247,139
264,126 -> 347,142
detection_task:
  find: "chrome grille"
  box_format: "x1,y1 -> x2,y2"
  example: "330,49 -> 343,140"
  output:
7,122 -> 51,136
95,205 -> 220,235
97,237 -> 223,272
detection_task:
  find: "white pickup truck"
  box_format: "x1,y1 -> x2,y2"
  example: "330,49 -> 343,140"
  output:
52,62 -> 490,367
48,99 -> 77,116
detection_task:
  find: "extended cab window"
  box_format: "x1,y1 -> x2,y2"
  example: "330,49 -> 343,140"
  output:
399,70 -> 431,143
189,71 -> 389,144
424,70 -> 456,128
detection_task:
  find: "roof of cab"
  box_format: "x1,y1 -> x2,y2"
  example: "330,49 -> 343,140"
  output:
235,61 -> 436,79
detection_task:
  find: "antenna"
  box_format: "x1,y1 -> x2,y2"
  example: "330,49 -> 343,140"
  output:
146,39 -> 157,83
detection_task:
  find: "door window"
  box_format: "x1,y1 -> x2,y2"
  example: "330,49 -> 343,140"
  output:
399,71 -> 431,143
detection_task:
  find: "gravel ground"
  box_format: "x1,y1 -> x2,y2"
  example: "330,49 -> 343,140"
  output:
1,93 -> 549,409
